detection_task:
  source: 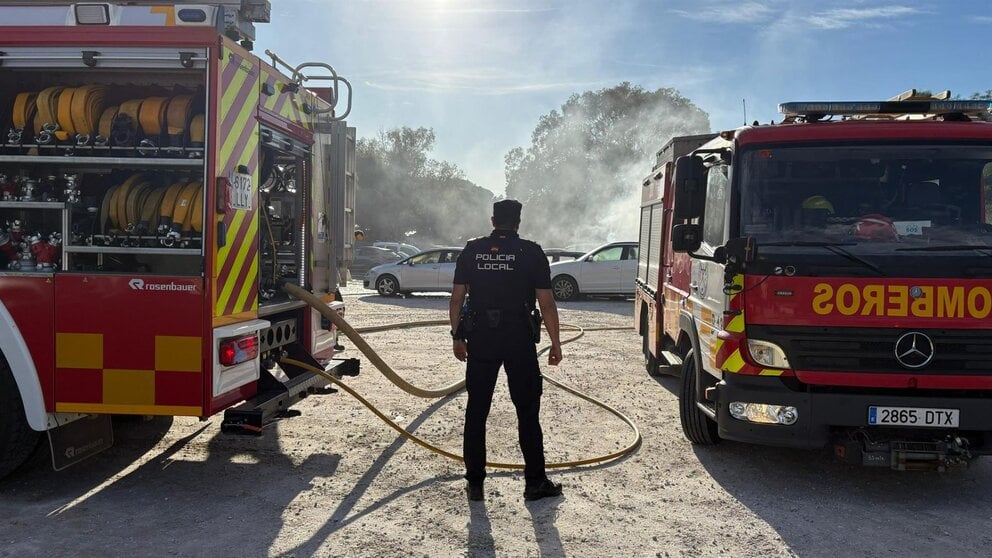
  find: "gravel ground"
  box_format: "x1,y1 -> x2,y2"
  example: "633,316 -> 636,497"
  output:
2,283 -> 992,557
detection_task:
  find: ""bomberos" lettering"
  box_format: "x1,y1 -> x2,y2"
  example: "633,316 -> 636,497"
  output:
811,283 -> 992,319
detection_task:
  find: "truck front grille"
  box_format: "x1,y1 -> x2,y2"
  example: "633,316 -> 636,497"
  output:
747,325 -> 992,374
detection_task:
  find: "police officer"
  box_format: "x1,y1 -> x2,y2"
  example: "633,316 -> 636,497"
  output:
450,199 -> 564,502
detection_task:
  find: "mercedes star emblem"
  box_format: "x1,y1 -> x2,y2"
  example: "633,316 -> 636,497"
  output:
894,331 -> 935,369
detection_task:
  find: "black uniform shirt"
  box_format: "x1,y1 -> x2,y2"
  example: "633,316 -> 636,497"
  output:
453,229 -> 550,320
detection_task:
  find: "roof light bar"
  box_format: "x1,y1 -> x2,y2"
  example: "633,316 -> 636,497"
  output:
779,101 -> 992,117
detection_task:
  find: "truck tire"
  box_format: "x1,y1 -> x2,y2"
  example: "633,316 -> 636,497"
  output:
551,275 -> 579,301
642,326 -> 660,376
0,358 -> 41,479
679,350 -> 720,445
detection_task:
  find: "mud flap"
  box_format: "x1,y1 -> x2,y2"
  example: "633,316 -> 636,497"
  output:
48,415 -> 114,471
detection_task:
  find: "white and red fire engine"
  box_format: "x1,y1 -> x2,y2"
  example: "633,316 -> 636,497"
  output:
0,0 -> 358,477
636,92 -> 992,469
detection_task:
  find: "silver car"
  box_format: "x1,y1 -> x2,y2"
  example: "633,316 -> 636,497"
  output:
364,247 -> 463,296
548,241 -> 638,301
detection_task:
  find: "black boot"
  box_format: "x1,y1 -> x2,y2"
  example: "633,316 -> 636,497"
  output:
523,479 -> 562,501
465,482 -> 484,501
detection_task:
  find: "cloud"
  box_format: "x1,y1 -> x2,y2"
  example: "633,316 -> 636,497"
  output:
671,1 -> 776,24
362,72 -> 608,95
807,5 -> 921,30
970,15 -> 992,23
433,8 -> 558,14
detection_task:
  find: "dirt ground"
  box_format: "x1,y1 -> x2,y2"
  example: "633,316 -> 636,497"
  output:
3,284 -> 992,557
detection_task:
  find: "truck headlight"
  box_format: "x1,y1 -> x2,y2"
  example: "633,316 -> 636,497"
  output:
746,339 -> 791,369
728,402 -> 799,425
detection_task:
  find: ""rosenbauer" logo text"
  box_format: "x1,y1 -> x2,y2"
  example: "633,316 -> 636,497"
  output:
128,278 -> 197,293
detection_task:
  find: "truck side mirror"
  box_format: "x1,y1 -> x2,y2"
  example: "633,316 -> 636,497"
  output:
673,155 -> 707,223
671,224 -> 702,253
724,237 -> 756,264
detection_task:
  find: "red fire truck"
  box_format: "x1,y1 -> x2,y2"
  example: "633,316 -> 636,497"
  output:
0,0 -> 358,478
636,92 -> 992,469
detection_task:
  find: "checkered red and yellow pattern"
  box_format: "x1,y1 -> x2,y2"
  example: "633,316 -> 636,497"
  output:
55,333 -> 203,415
53,274 -> 204,416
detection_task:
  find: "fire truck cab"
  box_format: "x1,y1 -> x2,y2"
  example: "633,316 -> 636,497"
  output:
637,93 -> 992,470
0,1 -> 358,478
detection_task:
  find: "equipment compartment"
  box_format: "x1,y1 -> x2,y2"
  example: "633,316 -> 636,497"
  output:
0,55 -> 208,275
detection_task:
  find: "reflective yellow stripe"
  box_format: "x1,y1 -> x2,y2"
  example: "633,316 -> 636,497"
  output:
55,403 -> 201,416
723,349 -> 745,373
726,313 -> 745,333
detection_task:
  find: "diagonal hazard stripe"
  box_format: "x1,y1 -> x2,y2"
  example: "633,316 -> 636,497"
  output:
726,313 -> 745,333
220,62 -> 257,136
220,103 -> 257,168
216,209 -> 247,277
723,349 -> 745,373
218,219 -> 257,312
226,246 -> 258,315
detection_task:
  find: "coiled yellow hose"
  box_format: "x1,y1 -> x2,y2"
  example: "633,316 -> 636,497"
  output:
282,283 -> 641,470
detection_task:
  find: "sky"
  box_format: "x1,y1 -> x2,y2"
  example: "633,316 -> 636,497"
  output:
256,0 -> 992,196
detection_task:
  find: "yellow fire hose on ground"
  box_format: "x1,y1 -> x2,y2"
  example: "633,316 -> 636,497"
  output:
281,283 -> 641,470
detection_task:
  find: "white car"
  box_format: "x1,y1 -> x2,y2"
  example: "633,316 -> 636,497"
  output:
372,241 -> 421,258
548,241 -> 638,301
364,247 -> 463,296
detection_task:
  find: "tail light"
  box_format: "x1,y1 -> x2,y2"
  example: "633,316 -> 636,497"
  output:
219,334 -> 259,366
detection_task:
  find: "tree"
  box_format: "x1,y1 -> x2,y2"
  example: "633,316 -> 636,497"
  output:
504,82 -> 710,247
356,127 -> 494,247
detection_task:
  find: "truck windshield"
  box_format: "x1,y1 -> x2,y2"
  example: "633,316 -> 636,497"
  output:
739,144 -> 992,252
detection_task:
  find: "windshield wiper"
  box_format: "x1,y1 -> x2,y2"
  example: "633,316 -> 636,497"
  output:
895,244 -> 992,252
760,241 -> 856,247
760,241 -> 886,276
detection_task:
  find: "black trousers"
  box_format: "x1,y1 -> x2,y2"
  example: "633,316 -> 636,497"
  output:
463,325 -> 546,486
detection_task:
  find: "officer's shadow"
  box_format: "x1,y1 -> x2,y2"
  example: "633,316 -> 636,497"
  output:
466,500 -> 496,557
526,496 -> 565,558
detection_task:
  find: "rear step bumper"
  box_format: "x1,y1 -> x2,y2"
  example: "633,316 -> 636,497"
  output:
221,357 -> 360,435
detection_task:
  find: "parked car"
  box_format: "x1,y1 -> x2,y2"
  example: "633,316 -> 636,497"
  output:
364,247 -> 463,296
543,248 -> 585,263
351,246 -> 404,276
372,241 -> 421,258
548,241 -> 638,301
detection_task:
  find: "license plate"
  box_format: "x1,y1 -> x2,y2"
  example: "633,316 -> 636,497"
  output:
868,406 -> 959,428
228,172 -> 252,210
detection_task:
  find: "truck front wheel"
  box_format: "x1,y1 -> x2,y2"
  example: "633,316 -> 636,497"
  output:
0,358 -> 41,479
679,350 -> 720,445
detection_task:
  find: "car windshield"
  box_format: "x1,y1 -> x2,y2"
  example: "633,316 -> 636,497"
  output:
408,251 -> 441,264
739,143 -> 992,253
